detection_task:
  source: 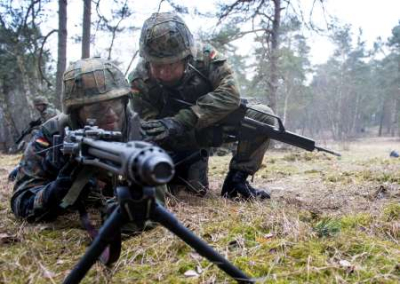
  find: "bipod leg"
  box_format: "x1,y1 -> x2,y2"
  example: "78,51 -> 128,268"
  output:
63,207 -> 125,284
151,203 -> 254,283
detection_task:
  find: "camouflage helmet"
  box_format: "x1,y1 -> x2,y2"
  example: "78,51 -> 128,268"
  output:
33,96 -> 49,105
62,57 -> 130,113
139,12 -> 195,64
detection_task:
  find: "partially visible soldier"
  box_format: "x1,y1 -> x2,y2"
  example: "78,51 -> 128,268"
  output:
10,58 -> 161,227
33,96 -> 60,124
8,97 -> 61,181
129,12 -> 273,200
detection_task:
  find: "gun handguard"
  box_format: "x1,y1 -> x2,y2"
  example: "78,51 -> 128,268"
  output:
241,116 -> 341,156
62,125 -> 175,186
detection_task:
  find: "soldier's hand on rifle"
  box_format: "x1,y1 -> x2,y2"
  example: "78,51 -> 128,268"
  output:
41,162 -> 76,208
29,118 -> 41,128
141,118 -> 186,142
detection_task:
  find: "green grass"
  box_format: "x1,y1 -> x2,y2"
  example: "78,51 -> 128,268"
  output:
1,138 -> 400,283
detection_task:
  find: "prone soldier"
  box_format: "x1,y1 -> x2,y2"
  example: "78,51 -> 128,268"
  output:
11,57 -> 164,225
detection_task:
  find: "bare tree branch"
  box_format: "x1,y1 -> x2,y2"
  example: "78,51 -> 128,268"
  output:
39,29 -> 58,88
23,0 -> 41,30
107,0 -> 129,60
125,50 -> 139,76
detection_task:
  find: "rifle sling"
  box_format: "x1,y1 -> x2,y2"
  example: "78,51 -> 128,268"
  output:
60,167 -> 95,209
60,166 -> 122,265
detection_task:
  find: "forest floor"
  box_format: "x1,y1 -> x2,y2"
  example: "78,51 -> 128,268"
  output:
0,137 -> 400,283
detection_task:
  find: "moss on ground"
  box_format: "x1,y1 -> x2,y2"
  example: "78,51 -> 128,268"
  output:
1,139 -> 400,283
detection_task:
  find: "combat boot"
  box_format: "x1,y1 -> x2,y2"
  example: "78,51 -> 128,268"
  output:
221,170 -> 270,200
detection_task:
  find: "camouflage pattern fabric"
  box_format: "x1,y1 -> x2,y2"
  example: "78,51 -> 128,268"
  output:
130,42 -> 240,129
139,12 -> 196,64
229,104 -> 274,174
129,42 -> 273,192
63,58 -> 131,113
33,95 -> 49,105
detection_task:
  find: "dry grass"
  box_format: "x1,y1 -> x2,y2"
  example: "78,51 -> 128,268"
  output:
1,137 -> 400,283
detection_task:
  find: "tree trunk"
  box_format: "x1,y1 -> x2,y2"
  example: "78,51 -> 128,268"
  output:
16,54 -> 34,106
267,0 -> 281,113
391,95 -> 399,136
82,0 -> 91,59
0,84 -> 18,151
56,0 -> 67,110
378,99 -> 386,137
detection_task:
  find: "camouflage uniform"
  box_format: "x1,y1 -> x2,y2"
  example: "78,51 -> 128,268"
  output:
129,12 -> 274,197
11,58 -> 164,223
33,96 -> 60,123
8,98 -> 61,181
39,105 -> 60,122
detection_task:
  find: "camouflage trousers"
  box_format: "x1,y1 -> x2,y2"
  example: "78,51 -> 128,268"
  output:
167,103 -> 274,195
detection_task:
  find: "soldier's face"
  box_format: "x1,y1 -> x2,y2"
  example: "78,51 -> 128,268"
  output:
149,60 -> 185,86
35,104 -> 46,112
78,98 -> 125,131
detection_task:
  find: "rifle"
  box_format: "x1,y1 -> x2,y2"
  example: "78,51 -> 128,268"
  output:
61,125 -> 253,284
15,118 -> 42,145
175,98 -> 341,157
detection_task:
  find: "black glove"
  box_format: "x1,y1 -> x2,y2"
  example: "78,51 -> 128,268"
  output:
29,118 -> 42,128
42,162 -> 76,207
141,118 -> 186,142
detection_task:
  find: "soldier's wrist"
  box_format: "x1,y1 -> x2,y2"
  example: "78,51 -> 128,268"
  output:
173,109 -> 198,130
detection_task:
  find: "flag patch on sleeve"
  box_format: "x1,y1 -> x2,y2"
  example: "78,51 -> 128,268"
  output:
35,137 -> 50,147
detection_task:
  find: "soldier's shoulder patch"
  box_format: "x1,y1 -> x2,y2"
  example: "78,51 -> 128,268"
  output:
131,87 -> 141,95
209,49 -> 218,60
35,137 -> 50,148
130,79 -> 143,95
202,43 -> 225,62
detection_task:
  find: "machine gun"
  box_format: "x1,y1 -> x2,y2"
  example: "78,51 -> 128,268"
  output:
61,125 -> 253,284
15,118 -> 42,145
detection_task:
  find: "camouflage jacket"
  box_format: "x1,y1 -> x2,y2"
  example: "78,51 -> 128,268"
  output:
128,42 -> 241,129
11,109 -> 141,222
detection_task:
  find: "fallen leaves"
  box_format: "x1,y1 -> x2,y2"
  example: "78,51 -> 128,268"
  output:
338,259 -> 355,273
256,233 -> 274,244
184,266 -> 203,278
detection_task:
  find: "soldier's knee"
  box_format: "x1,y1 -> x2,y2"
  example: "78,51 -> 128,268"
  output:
246,103 -> 275,125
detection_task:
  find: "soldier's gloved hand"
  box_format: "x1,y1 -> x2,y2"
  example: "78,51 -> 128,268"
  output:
41,162 -> 76,208
29,119 -> 41,128
141,118 -> 186,142
43,176 -> 72,207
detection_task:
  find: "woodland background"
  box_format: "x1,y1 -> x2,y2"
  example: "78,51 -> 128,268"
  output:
1,1 -> 400,283
1,0 -> 400,152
